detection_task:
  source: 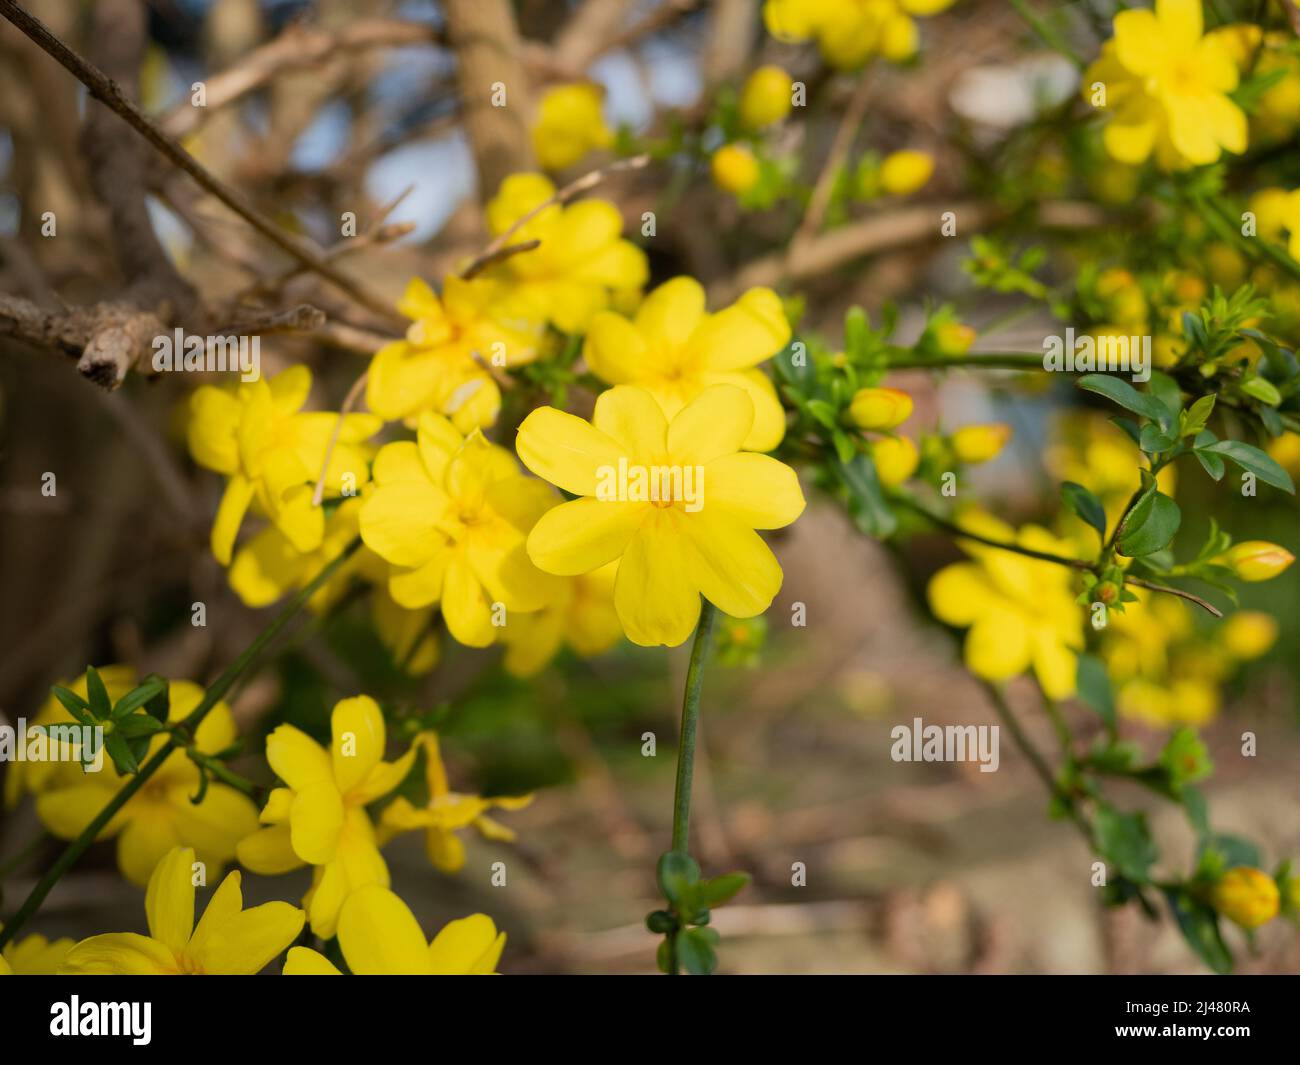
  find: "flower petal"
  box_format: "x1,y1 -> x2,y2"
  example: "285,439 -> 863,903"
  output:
266,724 -> 333,791
702,452 -> 804,529
684,287 -> 790,373
145,845 -> 196,953
428,914 -> 505,975
614,514 -> 702,647
59,934 -> 179,975
527,498 -> 645,575
338,885 -> 432,975
331,695 -> 386,795
592,385 -> 668,461
290,780 -> 344,864
283,946 -> 343,975
680,509 -> 783,619
515,407 -> 626,497
667,384 -> 754,465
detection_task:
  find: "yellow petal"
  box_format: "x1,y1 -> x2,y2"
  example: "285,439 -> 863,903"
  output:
425,826 -> 467,872
236,823 -> 305,875
428,914 -> 504,975
592,384 -> 668,460
338,885 -> 433,975
614,514 -> 702,647
351,743 -> 419,805
59,933 -> 179,975
527,498 -> 645,575
145,845 -> 196,953
331,695 -> 386,794
186,869 -> 243,960
442,551 -> 496,647
283,946 -> 342,975
228,526 -> 303,607
1157,0 -> 1201,47
290,780 -> 344,864
634,277 -> 707,351
266,724 -> 333,791
388,547 -> 451,609
702,452 -> 804,528
516,406 -> 627,497
926,562 -> 993,627
705,369 -> 786,451
359,482 -> 449,568
1033,635 -> 1078,700
686,287 -> 790,373
681,508 -> 783,619
269,364 -> 312,415
211,474 -> 254,566
667,384 -> 753,465
584,311 -> 650,384
186,899 -> 305,974
964,611 -> 1033,681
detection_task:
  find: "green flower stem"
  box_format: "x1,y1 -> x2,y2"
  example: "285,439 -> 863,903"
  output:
897,496 -> 1091,570
0,539 -> 360,950
670,601 -> 717,855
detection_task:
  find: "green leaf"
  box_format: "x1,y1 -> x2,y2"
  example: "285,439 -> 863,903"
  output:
836,454 -> 897,537
84,666 -> 111,722
103,732 -> 139,775
1145,371 -> 1182,421
49,685 -> 95,727
1195,449 -> 1225,481
1195,440 -> 1295,494
806,399 -> 839,430
696,872 -> 751,908
1182,786 -> 1210,841
1158,728 -> 1213,793
115,714 -> 165,740
1240,376 -> 1281,406
1094,805 -> 1157,882
674,927 -> 718,975
141,673 -> 170,723
1060,482 -> 1106,540
655,938 -> 673,974
1138,423 -> 1178,454
1109,416 -> 1141,445
111,677 -> 167,722
1164,889 -> 1232,975
1117,491 -> 1181,557
1179,394 -> 1215,437
656,851 -> 701,906
1078,374 -> 1171,429
1076,653 -> 1115,731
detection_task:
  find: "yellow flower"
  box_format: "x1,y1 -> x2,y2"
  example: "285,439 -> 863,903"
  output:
36,679 -> 259,887
1220,611 -> 1278,661
1271,188 -> 1300,262
1210,540 -> 1296,582
1,929 -> 74,974
188,366 -> 380,565
359,412 -> 560,647
871,435 -> 919,487
366,276 -> 544,429
1267,431 -> 1300,478
1211,867 -> 1280,930
951,423 -> 1012,464
879,150 -> 935,195
61,846 -> 304,974
482,173 -> 648,335
500,562 -> 623,676
1087,0 -> 1247,169
379,732 -> 533,872
848,386 -> 913,431
235,696 -> 416,938
516,384 -> 806,647
531,83 -> 614,171
283,885 -> 504,974
739,65 -> 794,129
583,277 -> 791,452
934,321 -> 975,356
765,0 -> 954,68
927,511 -> 1083,698
711,143 -> 761,194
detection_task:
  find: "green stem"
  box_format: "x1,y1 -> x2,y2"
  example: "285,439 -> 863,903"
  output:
897,496 -> 1091,570
0,539 -> 359,949
670,602 -> 717,855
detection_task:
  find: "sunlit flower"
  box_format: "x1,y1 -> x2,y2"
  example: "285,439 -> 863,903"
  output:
482,173 -> 648,335
366,276 -> 544,430
229,496 -> 364,611
235,696 -> 416,938
188,366 -> 380,564
765,0 -> 955,68
583,277 -> 791,452
517,384 -> 805,646
283,885 -> 504,975
36,679 -> 259,887
359,413 -> 560,647
380,732 -> 532,872
531,83 -> 614,171
60,846 -> 304,974
1,928 -> 74,975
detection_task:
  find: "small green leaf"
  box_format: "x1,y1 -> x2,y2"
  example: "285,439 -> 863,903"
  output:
1196,440 -> 1295,494
1138,423 -> 1178,455
1239,376 -> 1281,406
1109,416 -> 1141,445
656,851 -> 701,906
1196,449 -> 1225,481
674,927 -> 718,975
1164,889 -> 1232,975
50,686 -> 95,727
697,872 -> 751,908
1158,728 -> 1213,793
1179,394 -> 1215,437
1094,805 -> 1157,882
84,666 -> 112,722
836,454 -> 897,538
115,714 -> 165,739
1060,482 -> 1106,540
111,677 -> 167,722
1117,490 -> 1180,557
1078,374 -> 1172,429
103,732 -> 139,775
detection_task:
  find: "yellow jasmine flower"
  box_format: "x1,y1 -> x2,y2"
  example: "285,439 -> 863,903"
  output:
583,277 -> 791,452
950,423 -> 1012,464
61,846 -> 304,974
710,143 -> 761,194
380,732 -> 533,872
739,65 -> 794,129
516,384 -> 805,647
848,386 -> 913,431
1,928 -> 74,974
1086,0 -> 1247,169
871,435 -> 919,487
531,83 -> 614,171
500,562 -> 623,677
36,680 -> 259,887
188,366 -> 381,565
366,276 -> 544,429
765,0 -> 955,68
359,412 -> 560,647
878,150 -> 935,196
1211,867 -> 1280,930
283,885 -> 504,974
482,173 -> 648,335
927,511 -> 1083,698
235,696 -> 416,938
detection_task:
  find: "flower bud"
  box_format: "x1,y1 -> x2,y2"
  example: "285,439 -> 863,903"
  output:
878,150 -> 934,196
1211,541 -> 1296,582
872,436 -> 919,488
951,423 -> 1012,464
848,387 -> 913,431
711,144 -> 760,194
934,321 -> 975,356
739,65 -> 793,129
1211,867 -> 1280,930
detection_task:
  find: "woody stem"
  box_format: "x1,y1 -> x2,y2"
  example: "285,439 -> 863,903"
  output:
670,601 -> 717,855
0,540 -> 360,949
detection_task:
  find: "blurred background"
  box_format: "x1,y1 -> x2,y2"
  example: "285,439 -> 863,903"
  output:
0,0 -> 1297,973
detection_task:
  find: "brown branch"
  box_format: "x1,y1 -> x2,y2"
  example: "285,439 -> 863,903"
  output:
0,0 -> 400,325
794,67 -> 874,248
1123,578 -> 1224,619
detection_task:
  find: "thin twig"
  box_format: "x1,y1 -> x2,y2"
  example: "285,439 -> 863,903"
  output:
311,371 -> 370,506
1123,577 -> 1224,618
794,68 -> 874,247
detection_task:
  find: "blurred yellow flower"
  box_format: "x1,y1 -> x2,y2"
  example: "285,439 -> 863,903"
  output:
500,562 -> 623,677
951,423 -> 1011,464
879,149 -> 935,195
61,846 -> 304,974
283,885 -> 504,975
531,83 -> 613,171
711,143 -> 761,194
380,732 -> 532,872
739,65 -> 794,129
359,412 -> 559,646
927,512 -> 1083,698
1211,867 -> 1280,930
517,384 -> 805,647
482,173 -> 648,335
584,276 -> 791,451
235,696 -> 416,938
765,0 -> 954,67
871,435 -> 919,487
188,366 -> 380,564
849,386 -> 913,431
1219,611 -> 1278,661
1,929 -> 74,975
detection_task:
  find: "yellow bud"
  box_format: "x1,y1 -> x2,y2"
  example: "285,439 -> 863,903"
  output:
848,387 -> 913,430
1211,867 -> 1280,930
934,321 -> 976,356
1220,611 -> 1278,660
872,436 -> 919,487
739,65 -> 794,129
951,423 -> 1012,464
878,150 -> 934,196
1211,541 -> 1296,582
711,143 -> 761,194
